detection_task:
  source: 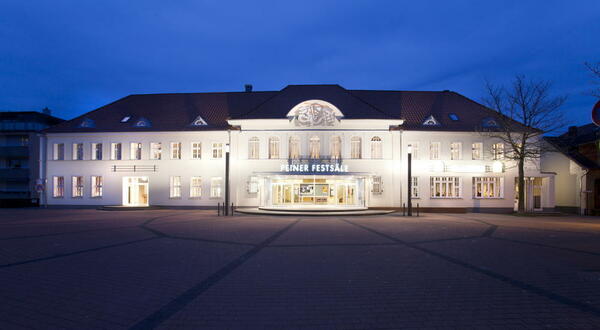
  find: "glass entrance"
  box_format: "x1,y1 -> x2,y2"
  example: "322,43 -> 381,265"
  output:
268,176 -> 364,209
123,177 -> 149,206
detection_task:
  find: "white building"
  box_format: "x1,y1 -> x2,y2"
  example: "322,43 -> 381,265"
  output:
42,85 -> 556,212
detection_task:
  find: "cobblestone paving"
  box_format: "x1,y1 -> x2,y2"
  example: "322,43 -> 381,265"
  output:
1,209 -> 600,329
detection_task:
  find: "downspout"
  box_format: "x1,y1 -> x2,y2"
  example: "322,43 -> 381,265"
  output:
38,132 -> 46,208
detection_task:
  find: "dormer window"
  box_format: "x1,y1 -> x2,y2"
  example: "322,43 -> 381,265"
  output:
121,116 -> 131,123
482,117 -> 499,128
448,113 -> 459,121
79,118 -> 95,128
191,115 -> 207,126
133,117 -> 151,127
422,115 -> 440,126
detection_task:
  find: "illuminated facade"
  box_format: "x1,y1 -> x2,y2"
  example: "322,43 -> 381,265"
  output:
43,85 -> 556,212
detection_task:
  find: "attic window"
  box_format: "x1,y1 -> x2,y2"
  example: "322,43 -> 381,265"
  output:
79,118 -> 95,128
482,117 -> 499,128
133,117 -> 152,127
422,115 -> 440,126
448,113 -> 459,121
121,116 -> 131,123
191,115 -> 208,126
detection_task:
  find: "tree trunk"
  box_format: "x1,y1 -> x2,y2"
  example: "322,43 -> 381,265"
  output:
518,157 -> 526,213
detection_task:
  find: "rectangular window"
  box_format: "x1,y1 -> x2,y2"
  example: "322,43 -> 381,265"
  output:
472,142 -> 483,160
53,143 -> 64,160
492,143 -> 504,160
450,142 -> 462,160
372,176 -> 383,194
171,142 -> 182,159
411,177 -> 419,198
430,142 -> 440,160
350,137 -> 361,159
248,138 -> 259,159
212,143 -> 223,159
191,142 -> 202,159
91,176 -> 103,197
247,176 -> 259,193
72,143 -> 83,160
150,142 -> 162,160
269,138 -> 279,159
72,176 -> 83,197
170,176 -> 181,198
91,143 -> 102,160
211,177 -> 222,198
473,177 -> 504,198
111,143 -> 122,160
408,143 -> 418,160
130,142 -> 142,160
430,176 -> 461,198
190,176 -> 202,198
52,176 -> 64,197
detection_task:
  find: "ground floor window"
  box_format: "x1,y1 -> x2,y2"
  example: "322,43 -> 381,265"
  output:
170,176 -> 182,198
372,176 -> 383,194
269,176 -> 363,207
411,177 -> 419,198
190,176 -> 202,198
72,176 -> 84,197
247,176 -> 259,193
91,176 -> 103,197
473,177 -> 503,198
53,176 -> 64,197
430,176 -> 461,198
211,177 -> 222,198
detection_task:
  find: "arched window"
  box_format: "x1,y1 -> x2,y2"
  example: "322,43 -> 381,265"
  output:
371,136 -> 382,159
248,137 -> 259,159
133,117 -> 151,127
289,136 -> 300,159
269,137 -> 280,159
330,136 -> 342,159
350,136 -> 361,159
79,118 -> 95,128
309,136 -> 320,159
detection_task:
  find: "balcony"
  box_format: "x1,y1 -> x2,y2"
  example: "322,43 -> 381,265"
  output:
0,146 -> 29,158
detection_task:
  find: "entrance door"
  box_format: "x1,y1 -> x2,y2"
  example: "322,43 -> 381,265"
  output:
123,177 -> 149,206
514,177 -> 542,212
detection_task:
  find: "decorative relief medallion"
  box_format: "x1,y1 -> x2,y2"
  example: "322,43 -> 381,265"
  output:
288,100 -> 343,127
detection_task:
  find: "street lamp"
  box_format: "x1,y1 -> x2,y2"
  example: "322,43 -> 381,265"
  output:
225,143 -> 230,216
407,144 -> 412,216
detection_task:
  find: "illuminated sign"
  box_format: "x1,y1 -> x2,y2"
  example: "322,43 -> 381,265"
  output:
280,163 -> 348,173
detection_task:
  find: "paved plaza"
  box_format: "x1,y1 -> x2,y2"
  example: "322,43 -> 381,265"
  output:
1,209 -> 600,329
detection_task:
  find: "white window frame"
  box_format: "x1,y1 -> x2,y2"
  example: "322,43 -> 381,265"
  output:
269,137 -> 280,159
170,176 -> 182,198
408,142 -> 419,160
411,176 -> 419,198
190,176 -> 202,198
72,143 -> 83,160
91,143 -> 102,160
111,143 -> 122,160
472,142 -> 483,160
247,176 -> 259,193
371,136 -> 382,159
191,142 -> 202,159
130,142 -> 142,160
492,143 -> 504,160
350,136 -> 361,159
372,176 -> 383,194
91,176 -> 103,198
430,176 -> 461,198
289,136 -> 300,159
212,143 -> 223,159
210,177 -> 222,198
52,176 -> 64,197
450,142 -> 462,160
473,177 -> 504,199
309,136 -> 320,159
430,142 -> 440,160
150,142 -> 162,160
330,136 -> 342,160
248,137 -> 260,159
53,143 -> 64,160
72,176 -> 84,198
170,142 -> 182,160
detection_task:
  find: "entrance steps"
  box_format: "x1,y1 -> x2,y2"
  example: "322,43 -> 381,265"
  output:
236,208 -> 394,216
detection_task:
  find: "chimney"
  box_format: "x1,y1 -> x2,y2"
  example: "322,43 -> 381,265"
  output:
42,107 -> 51,115
244,84 -> 253,92
567,126 -> 578,136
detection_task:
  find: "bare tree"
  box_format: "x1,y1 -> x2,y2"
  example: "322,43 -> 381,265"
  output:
481,75 -> 567,213
586,62 -> 600,98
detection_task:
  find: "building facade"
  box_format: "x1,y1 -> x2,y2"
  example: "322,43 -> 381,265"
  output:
43,85 -> 556,212
1,110 -> 63,207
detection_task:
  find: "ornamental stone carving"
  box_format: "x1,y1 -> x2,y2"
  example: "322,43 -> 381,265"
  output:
287,100 -> 343,127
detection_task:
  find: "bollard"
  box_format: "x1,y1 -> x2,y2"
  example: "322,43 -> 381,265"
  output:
402,203 -> 406,216
417,203 -> 420,217
217,203 -> 221,216
231,203 -> 234,216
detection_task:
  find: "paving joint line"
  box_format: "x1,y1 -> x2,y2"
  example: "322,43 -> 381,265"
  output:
128,218 -> 301,330
488,236 -> 600,257
341,218 -> 600,318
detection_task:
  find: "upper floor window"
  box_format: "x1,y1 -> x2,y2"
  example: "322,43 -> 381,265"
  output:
492,143 -> 504,160
408,142 -> 418,160
268,137 -> 280,159
91,143 -> 103,160
429,142 -> 440,160
53,143 -> 64,160
150,142 -> 162,160
289,136 -> 300,159
471,142 -> 483,160
72,143 -> 83,160
330,136 -> 342,159
133,117 -> 151,127
371,136 -> 382,159
212,143 -> 223,159
171,142 -> 182,159
191,142 -> 202,159
350,136 -> 361,159
450,142 -> 462,160
309,136 -> 320,159
111,143 -> 122,160
130,142 -> 142,160
248,137 -> 259,159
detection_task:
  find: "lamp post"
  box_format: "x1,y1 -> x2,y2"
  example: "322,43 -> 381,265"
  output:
225,143 -> 230,216
407,144 -> 412,216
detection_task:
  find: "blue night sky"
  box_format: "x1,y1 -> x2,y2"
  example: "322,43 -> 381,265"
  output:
1,1 -> 599,130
